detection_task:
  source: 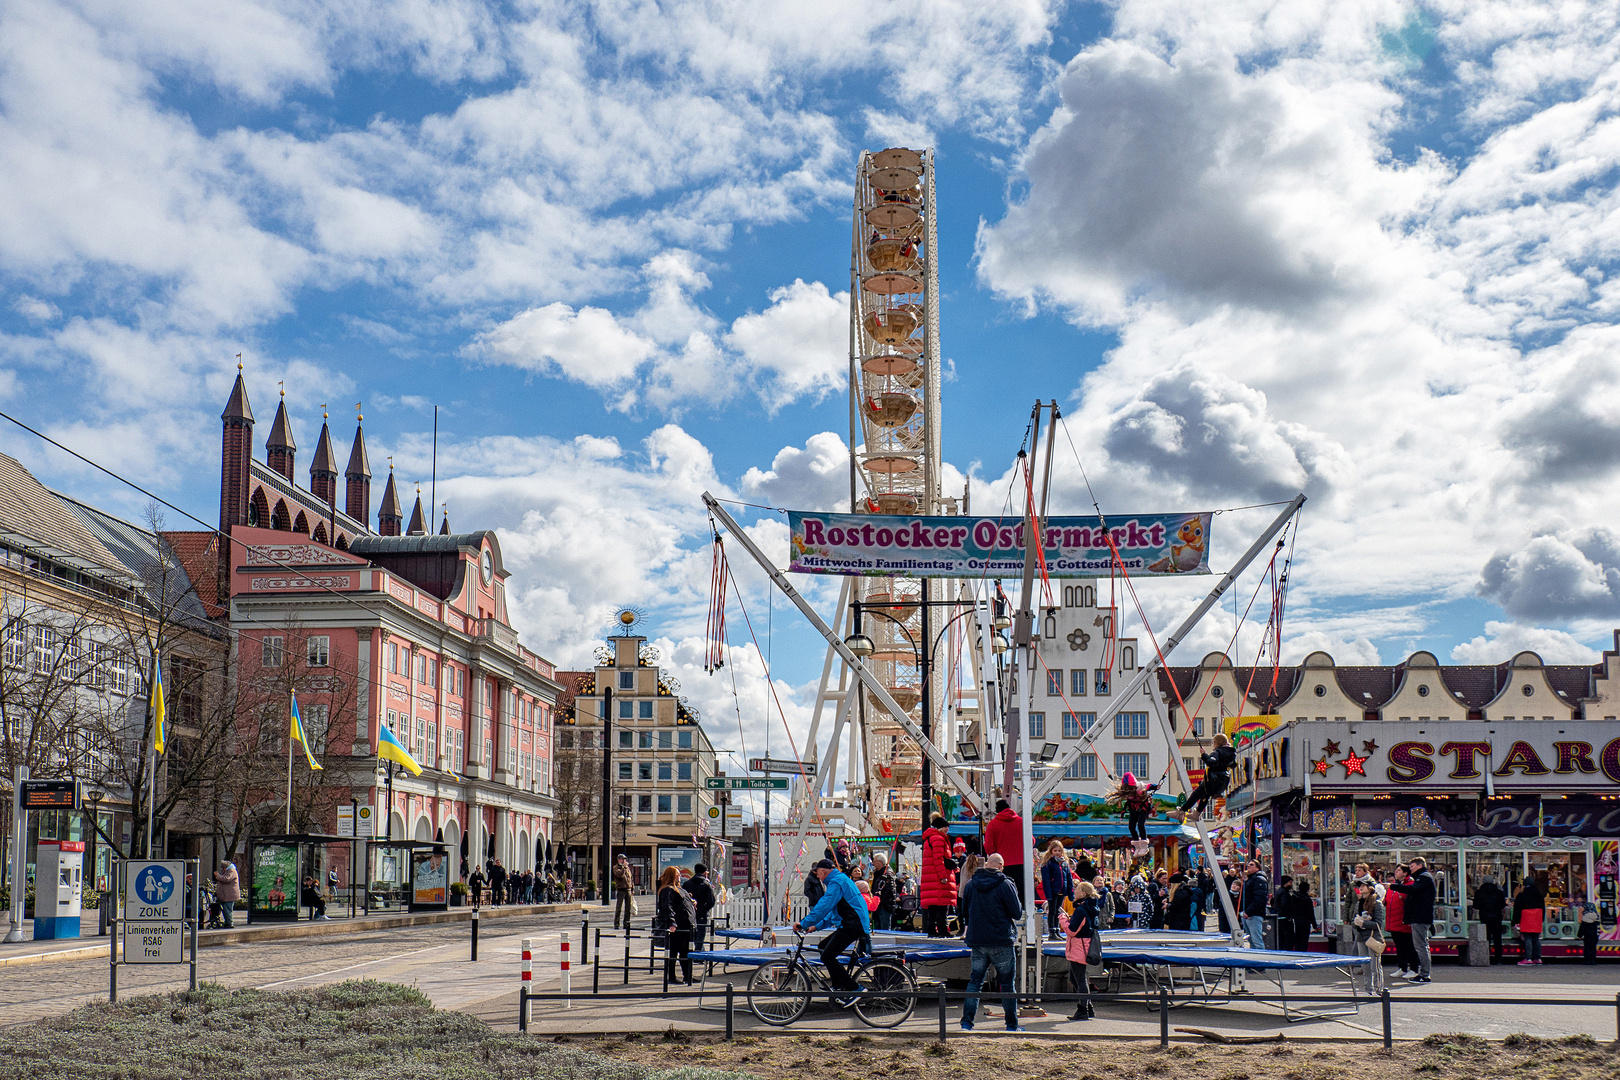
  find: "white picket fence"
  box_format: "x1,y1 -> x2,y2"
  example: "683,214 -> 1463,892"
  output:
714,889 -> 808,928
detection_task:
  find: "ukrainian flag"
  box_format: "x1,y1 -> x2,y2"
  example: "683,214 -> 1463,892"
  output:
377,714 -> 422,776
290,691 -> 322,771
151,658 -> 166,754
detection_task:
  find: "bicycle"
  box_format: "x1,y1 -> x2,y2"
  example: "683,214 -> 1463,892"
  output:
746,929 -> 916,1028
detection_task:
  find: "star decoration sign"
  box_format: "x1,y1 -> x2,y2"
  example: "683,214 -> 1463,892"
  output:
1338,749 -> 1369,777
1322,740 -> 1341,756
1362,740 -> 1378,754
1312,757 -> 1331,776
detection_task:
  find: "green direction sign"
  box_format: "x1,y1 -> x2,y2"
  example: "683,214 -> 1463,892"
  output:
704,777 -> 789,790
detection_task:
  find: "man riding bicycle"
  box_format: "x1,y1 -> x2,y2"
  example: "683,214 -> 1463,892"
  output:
794,858 -> 871,1003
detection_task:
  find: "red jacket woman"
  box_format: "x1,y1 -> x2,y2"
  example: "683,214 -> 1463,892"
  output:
920,820 -> 957,907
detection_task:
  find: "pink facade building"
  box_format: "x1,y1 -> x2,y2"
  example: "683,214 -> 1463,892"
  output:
184,372 -> 559,875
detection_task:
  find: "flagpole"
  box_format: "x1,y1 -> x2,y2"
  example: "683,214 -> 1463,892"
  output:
286,737 -> 293,833
144,647 -> 157,858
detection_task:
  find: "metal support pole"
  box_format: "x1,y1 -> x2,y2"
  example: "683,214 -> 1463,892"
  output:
624,927 -> 630,985
592,926 -> 599,968
1159,984 -> 1170,1047
470,907 -> 479,961
6,764 -> 27,943
937,984 -> 947,1041
581,917 -> 590,965
725,983 -> 735,1040
649,930 -> 656,973
189,860 -> 198,991
521,937 -> 532,1026
602,681 -> 612,912
593,936 -> 601,994
1382,988 -> 1393,1049
109,859 -> 118,1003
518,986 -> 528,1032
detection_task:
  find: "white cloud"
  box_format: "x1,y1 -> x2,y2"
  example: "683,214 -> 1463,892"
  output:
468,302 -> 656,387
972,0 -> 1620,651
741,432 -> 852,512
1479,527 -> 1620,623
1451,621 -> 1601,665
473,266 -> 850,414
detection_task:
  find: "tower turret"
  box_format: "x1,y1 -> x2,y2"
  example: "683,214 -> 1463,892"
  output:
309,407 -> 338,506
345,405 -> 371,527
378,462 -> 403,536
265,386 -> 296,482
220,358 -> 254,531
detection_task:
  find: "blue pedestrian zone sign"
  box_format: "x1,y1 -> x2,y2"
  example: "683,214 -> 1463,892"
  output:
136,866 -> 174,905
125,860 -> 184,920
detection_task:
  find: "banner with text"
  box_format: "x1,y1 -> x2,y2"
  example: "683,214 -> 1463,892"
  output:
787,511 -> 1214,578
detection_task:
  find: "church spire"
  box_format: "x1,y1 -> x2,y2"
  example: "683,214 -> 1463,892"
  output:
220,355 -> 254,531
309,405 -> 338,507
344,403 -> 371,527
378,459 -> 403,536
439,504 -> 450,535
266,384 -> 296,482
406,484 -> 426,536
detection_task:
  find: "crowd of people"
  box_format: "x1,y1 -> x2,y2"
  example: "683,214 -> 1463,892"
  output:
465,859 -> 572,906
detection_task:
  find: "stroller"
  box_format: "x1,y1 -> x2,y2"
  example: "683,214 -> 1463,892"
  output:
200,882 -> 228,929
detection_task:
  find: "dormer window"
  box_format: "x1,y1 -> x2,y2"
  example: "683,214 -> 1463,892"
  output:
1314,684 -> 1325,697
1417,685 -> 1429,697
1522,685 -> 1534,697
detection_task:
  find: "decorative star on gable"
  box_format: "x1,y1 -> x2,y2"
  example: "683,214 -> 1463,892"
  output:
1322,740 -> 1341,756
1338,750 -> 1369,777
1362,740 -> 1378,754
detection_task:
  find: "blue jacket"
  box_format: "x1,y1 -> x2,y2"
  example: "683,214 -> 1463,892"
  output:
802,870 -> 870,935
1041,858 -> 1073,906
961,868 -> 1023,947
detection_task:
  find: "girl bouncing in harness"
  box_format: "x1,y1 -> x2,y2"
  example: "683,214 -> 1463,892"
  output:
1106,772 -> 1160,853
1176,733 -> 1237,819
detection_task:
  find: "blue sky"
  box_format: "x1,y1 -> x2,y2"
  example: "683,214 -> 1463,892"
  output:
2,0 -> 1619,763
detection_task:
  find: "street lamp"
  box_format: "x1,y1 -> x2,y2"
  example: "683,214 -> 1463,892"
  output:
956,741 -> 980,762
1039,743 -> 1060,763
843,632 -> 876,658
374,762 -> 392,841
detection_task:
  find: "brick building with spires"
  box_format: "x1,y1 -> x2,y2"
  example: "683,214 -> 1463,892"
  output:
176,369 -> 560,900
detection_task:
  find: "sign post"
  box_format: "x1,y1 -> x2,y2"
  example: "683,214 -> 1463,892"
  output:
114,857 -> 196,998
705,777 -> 788,791
749,758 -> 815,777
5,765 -> 27,943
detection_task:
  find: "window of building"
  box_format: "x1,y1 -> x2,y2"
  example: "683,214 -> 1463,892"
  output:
387,642 -> 398,674
307,636 -> 330,667
484,738 -> 492,767
559,730 -> 574,749
619,671 -> 634,690
1121,644 -> 1136,670
1115,752 -> 1148,778
1064,758 -> 1081,779
1046,669 -> 1062,696
658,762 -> 672,781
618,762 -> 632,780
658,730 -> 672,749
427,722 -> 437,760
1093,668 -> 1110,695
1061,712 -> 1081,738
1071,669 -> 1086,696
455,668 -> 464,697
262,636 -> 284,668
638,762 -> 652,780
1183,756 -> 1195,775
416,718 -> 426,756
1191,716 -> 1204,737
638,794 -> 652,813
1028,712 -> 1045,738
677,762 -> 692,781
618,700 -> 632,719
678,730 -> 693,749
1115,712 -> 1148,738
678,794 -> 692,815
657,795 -> 672,813
454,730 -> 464,770
639,700 -> 653,719
1079,754 -> 1097,780
618,731 -> 632,749
305,705 -> 329,754
639,732 -> 653,749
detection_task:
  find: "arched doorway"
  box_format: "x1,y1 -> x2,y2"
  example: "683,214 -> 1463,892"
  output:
414,816 -> 432,842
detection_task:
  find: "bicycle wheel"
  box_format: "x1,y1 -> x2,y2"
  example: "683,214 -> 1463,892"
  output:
748,961 -> 811,1026
853,958 -> 915,1029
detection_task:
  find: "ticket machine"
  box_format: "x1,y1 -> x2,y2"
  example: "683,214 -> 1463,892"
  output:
34,840 -> 83,939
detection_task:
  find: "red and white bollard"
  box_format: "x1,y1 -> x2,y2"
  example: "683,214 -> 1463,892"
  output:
521,938 -> 533,1027
560,931 -> 572,1008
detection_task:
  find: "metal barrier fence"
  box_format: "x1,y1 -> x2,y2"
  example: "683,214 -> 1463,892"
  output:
515,983 -> 1620,1048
